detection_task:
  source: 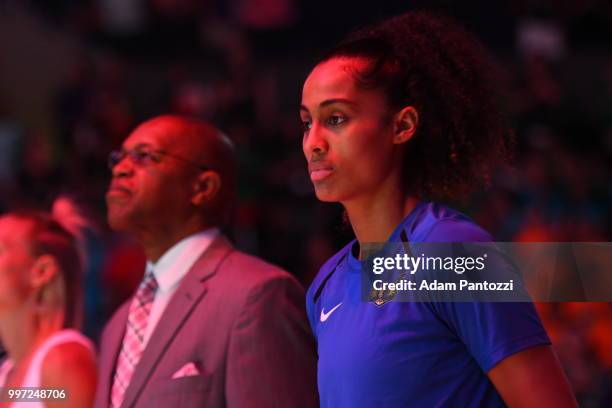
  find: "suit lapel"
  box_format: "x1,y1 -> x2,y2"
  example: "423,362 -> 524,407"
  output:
120,236 -> 233,408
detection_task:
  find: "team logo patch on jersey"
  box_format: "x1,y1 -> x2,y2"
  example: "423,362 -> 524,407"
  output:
369,287 -> 397,306
368,271 -> 412,306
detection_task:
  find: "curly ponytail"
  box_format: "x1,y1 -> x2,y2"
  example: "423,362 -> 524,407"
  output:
318,11 -> 513,201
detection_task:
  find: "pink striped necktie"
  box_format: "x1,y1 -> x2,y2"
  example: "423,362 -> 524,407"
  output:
110,271 -> 158,408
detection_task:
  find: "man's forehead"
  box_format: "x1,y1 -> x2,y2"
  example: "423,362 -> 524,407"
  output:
120,117 -> 223,162
122,121 -> 183,150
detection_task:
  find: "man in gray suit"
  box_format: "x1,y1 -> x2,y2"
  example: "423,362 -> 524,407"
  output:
95,115 -> 318,408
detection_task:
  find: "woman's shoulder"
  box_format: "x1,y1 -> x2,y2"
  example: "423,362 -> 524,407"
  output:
43,342 -> 94,374
40,331 -> 97,407
404,202 -> 493,242
306,240 -> 355,303
41,330 -> 96,375
17,329 -> 96,389
42,330 -> 94,354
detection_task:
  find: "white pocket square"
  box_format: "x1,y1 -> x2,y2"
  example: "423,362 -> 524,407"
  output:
171,362 -> 201,379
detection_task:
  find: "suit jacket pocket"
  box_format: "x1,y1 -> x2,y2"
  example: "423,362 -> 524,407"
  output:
145,375 -> 211,407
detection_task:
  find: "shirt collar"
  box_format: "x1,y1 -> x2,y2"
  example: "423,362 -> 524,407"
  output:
146,228 -> 220,293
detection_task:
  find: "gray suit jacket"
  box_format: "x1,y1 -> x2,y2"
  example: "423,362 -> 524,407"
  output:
94,236 -> 318,408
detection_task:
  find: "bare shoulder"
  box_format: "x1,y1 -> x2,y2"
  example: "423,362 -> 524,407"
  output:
42,340 -> 96,375
41,340 -> 97,408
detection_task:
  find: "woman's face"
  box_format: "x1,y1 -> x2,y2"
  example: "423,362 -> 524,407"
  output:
301,57 -> 400,203
0,216 -> 36,316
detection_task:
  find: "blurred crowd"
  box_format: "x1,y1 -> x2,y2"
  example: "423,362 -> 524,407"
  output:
0,0 -> 610,405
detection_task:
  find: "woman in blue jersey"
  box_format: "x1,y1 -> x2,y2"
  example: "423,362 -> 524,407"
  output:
300,11 -> 576,407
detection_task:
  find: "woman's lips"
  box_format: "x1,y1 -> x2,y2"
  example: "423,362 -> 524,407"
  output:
310,168 -> 334,182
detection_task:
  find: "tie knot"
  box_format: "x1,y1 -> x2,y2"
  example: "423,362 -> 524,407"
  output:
139,271 -> 158,295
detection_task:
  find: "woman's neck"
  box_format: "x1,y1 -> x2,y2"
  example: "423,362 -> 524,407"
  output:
0,305 -> 63,364
345,192 -> 419,256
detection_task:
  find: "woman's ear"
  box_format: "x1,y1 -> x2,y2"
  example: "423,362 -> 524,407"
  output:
393,106 -> 419,144
30,255 -> 59,289
192,170 -> 222,207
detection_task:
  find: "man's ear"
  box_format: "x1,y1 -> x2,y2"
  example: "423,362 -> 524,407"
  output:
393,106 -> 419,144
192,171 -> 222,206
30,255 -> 59,289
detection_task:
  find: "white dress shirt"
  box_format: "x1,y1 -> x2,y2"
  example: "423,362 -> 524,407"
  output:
141,228 -> 219,347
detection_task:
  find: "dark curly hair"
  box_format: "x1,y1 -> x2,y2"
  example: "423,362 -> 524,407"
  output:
318,11 -> 513,201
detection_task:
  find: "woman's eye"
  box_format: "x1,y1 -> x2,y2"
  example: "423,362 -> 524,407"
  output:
327,115 -> 346,126
301,119 -> 312,133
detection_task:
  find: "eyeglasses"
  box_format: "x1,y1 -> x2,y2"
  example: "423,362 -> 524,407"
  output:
108,147 -> 209,171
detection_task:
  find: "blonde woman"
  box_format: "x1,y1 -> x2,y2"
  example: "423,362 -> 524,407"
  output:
0,198 -> 97,407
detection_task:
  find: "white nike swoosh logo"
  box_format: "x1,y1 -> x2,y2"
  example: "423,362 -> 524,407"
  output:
320,302 -> 342,322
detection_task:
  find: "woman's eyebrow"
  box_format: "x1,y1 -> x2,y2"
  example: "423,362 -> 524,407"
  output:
301,98 -> 357,112
320,98 -> 357,108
